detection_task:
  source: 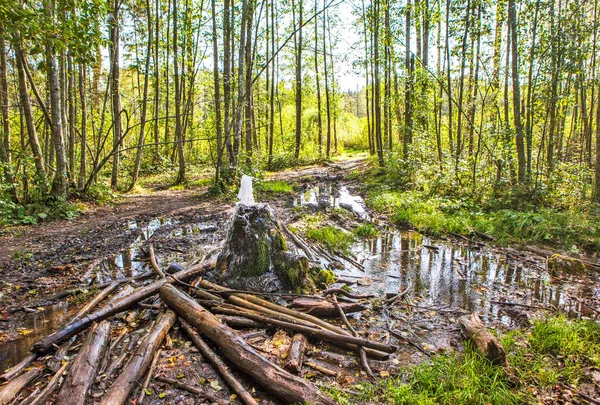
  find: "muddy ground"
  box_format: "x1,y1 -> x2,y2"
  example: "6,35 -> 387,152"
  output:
1,159 -> 599,404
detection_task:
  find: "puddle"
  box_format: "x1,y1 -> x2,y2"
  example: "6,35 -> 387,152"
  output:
331,229 -> 600,324
295,185 -> 370,220
0,300 -> 81,372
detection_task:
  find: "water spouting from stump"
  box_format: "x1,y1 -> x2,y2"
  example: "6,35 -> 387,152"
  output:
238,175 -> 255,205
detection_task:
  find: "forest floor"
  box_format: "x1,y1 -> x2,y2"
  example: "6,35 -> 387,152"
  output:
1,155 -> 600,404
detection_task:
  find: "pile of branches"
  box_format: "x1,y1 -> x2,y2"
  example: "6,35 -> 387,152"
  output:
0,253 -> 395,405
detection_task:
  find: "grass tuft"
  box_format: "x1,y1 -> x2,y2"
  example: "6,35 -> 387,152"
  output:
306,225 -> 355,254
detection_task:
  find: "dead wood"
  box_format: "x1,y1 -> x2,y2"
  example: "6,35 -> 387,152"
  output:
217,315 -> 267,329
73,281 -> 120,320
284,334 -> 307,375
99,310 -> 176,405
213,305 -> 395,353
47,337 -> 74,373
155,376 -> 221,402
148,243 -> 166,278
304,361 -> 338,377
32,260 -> 214,354
0,368 -> 41,405
331,295 -> 374,379
56,320 -> 111,405
458,313 -> 508,367
321,288 -> 374,300
28,361 -> 70,405
159,284 -> 336,405
277,220 -> 316,261
0,354 -> 37,382
292,297 -> 366,317
135,349 -> 161,405
180,319 -> 258,405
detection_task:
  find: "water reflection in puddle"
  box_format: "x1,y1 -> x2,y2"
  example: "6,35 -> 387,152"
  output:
334,229 -> 600,324
295,185 -> 369,219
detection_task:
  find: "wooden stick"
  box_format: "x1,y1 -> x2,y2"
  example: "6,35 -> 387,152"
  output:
214,306 -> 395,353
155,376 -> 221,402
136,349 -> 161,405
148,243 -> 166,278
159,284 -> 336,405
73,281 -> 120,320
28,361 -> 70,405
56,320 -> 111,405
98,311 -> 177,405
331,295 -> 374,379
32,260 -> 214,354
180,319 -> 258,405
305,362 -> 338,377
0,368 -> 41,405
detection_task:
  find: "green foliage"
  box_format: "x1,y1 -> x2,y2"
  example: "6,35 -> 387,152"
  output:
255,180 -> 295,194
306,226 -> 355,254
0,196 -> 85,226
353,223 -> 381,238
325,317 -> 600,405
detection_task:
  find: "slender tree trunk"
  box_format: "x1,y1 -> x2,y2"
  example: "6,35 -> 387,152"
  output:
374,0 -> 384,166
323,4 -> 331,159
508,0 -> 526,183
78,64 -> 87,189
153,0 -> 160,162
173,0 -> 185,183
268,0 -> 275,166
314,0 -> 323,156
130,0 -> 153,190
0,33 -> 17,201
212,0 -> 224,182
109,0 -> 122,190
456,0 -> 471,171
46,0 -> 68,198
525,0 -> 540,177
404,0 -> 413,159
293,0 -> 303,161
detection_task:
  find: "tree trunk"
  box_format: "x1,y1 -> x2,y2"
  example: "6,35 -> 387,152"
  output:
0,34 -> 17,202
293,0 -> 303,161
508,0 -> 526,183
110,0 -> 122,190
0,368 -> 41,405
212,0 -> 224,182
78,64 -> 87,189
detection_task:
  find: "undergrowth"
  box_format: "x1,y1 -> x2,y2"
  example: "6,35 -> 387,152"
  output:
255,180 -> 295,194
325,316 -> 600,404
306,225 -> 355,254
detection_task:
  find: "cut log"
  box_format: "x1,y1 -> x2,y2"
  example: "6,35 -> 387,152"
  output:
458,313 -> 508,367
32,260 -> 214,354
73,281 -> 120,320
55,320 -> 111,405
0,354 -> 38,382
98,310 -> 176,405
0,368 -> 41,405
180,319 -> 258,405
28,361 -> 70,405
214,305 -> 395,353
284,334 -> 307,375
159,284 -> 336,405
291,297 -> 366,317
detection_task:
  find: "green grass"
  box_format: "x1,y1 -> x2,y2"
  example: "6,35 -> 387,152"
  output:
256,180 -> 295,194
366,189 -> 600,252
353,223 -> 381,238
325,316 -> 600,405
306,225 -> 355,254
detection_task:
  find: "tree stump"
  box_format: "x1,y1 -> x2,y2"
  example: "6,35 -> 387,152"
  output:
216,204 -> 314,293
458,313 -> 508,367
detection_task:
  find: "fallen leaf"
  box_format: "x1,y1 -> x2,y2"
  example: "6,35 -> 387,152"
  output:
211,380 -> 223,391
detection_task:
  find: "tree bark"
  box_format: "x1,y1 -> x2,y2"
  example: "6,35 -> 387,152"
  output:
508,0 -> 526,183
159,284 -> 336,405
284,333 -> 307,374
0,34 -> 17,202
109,0 -> 122,190
0,368 -> 41,405
55,321 -> 111,405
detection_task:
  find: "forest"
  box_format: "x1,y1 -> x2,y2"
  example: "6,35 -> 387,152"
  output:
1,0 -> 600,404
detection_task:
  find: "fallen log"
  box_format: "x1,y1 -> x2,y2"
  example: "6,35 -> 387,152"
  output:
32,260 -> 214,354
98,310 -> 177,405
180,319 -> 258,405
284,334 -> 307,375
0,354 -> 37,382
0,368 -> 41,405
155,376 -> 221,403
215,305 -> 395,353
28,361 -> 70,405
199,279 -> 389,360
305,361 -> 338,377
321,288 -> 374,300
291,297 -> 366,317
458,313 -> 508,367
217,315 -> 267,329
148,243 -> 166,278
159,284 -> 336,405
73,281 -> 120,320
56,320 -> 111,405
